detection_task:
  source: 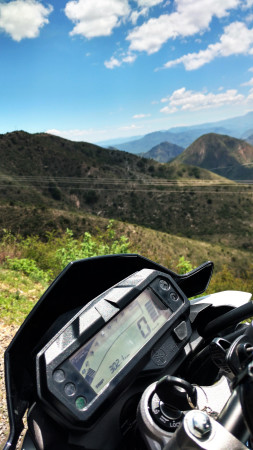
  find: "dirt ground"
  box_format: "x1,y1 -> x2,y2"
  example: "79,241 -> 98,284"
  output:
0,322 -> 20,449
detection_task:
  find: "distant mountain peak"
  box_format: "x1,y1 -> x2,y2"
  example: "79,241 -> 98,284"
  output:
140,141 -> 184,163
175,133 -> 253,180
103,111 -> 253,155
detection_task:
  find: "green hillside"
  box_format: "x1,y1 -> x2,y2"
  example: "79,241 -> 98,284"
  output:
0,130 -> 218,179
175,133 -> 253,180
0,130 -> 224,206
0,131 -> 252,252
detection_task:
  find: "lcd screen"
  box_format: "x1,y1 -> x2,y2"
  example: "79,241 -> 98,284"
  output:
70,288 -> 172,394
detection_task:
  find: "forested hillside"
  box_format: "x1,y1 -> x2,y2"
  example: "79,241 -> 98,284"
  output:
0,131 -> 252,252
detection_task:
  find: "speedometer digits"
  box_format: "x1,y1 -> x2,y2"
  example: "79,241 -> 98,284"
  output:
70,288 -> 171,394
137,317 -> 151,338
109,359 -> 120,374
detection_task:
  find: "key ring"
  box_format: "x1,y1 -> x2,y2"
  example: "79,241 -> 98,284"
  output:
187,385 -> 218,419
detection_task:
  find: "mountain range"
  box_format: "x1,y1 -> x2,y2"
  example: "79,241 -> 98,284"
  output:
102,111 -> 253,154
139,133 -> 253,181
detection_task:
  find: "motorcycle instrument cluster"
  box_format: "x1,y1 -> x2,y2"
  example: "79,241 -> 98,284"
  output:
36,268 -> 191,428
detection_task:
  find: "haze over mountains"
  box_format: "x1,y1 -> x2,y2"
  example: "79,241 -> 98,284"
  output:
101,111 -> 253,154
140,142 -> 184,163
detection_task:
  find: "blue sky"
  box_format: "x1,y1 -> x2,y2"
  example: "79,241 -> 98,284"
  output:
1,0 -> 253,143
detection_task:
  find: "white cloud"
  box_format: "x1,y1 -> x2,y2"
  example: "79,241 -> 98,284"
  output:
135,0 -> 163,7
160,106 -> 177,114
130,0 -> 163,25
245,13 -> 253,23
104,50 -> 136,68
163,22 -> 253,70
133,113 -> 151,118
160,87 -> 244,113
64,0 -> 130,38
0,0 -> 53,41
122,53 -> 137,63
104,56 -> 122,69
241,77 -> 253,86
47,128 -> 106,142
247,87 -> 253,101
127,0 -> 240,54
118,124 -> 140,130
130,7 -> 148,25
130,0 -> 163,24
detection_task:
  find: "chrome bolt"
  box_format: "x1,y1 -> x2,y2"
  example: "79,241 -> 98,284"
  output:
248,361 -> 253,378
159,280 -> 170,291
188,411 -> 211,439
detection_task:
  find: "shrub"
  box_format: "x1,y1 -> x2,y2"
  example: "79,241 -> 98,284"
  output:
48,182 -> 61,200
55,220 -> 130,271
176,256 -> 194,274
6,258 -> 52,283
206,265 -> 253,295
84,190 -> 99,204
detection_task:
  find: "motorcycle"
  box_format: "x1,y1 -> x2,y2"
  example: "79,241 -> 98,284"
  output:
3,253 -> 253,449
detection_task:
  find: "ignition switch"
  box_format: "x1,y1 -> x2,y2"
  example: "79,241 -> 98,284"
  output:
150,375 -> 197,432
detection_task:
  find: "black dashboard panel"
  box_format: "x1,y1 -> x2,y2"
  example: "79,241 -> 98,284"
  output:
5,255 -> 213,447
36,268 -> 191,428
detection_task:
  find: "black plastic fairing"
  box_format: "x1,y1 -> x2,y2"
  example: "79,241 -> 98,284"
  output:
4,254 -> 213,449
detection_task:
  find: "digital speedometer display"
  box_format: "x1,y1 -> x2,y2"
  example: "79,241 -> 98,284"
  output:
69,288 -> 172,394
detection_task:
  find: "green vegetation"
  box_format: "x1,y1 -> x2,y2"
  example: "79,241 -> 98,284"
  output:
0,221 -> 130,324
0,221 -> 252,325
176,256 -> 194,274
6,257 -> 52,283
1,220 -> 129,278
55,222 -> 129,271
205,265 -> 253,296
0,269 -> 46,324
0,220 -> 131,322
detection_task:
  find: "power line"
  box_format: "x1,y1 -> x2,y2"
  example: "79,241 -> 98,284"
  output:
209,162 -> 253,170
0,175 -> 252,187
